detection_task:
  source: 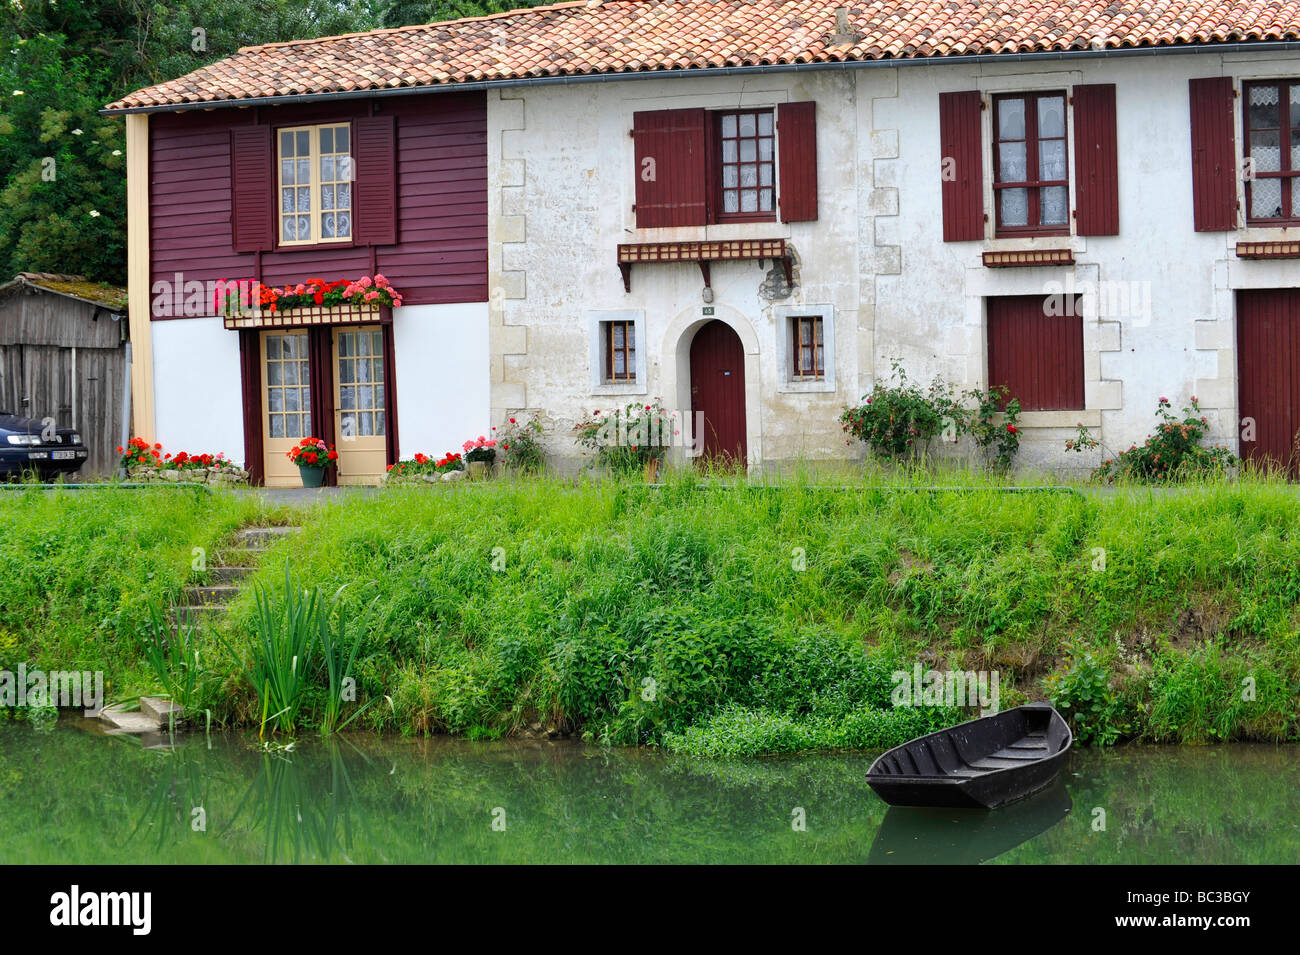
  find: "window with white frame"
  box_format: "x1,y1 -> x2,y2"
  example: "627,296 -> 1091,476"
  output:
278,124 -> 354,245
775,305 -> 835,392
587,311 -> 646,393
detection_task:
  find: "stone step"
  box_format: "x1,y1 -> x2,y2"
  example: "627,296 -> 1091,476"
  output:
99,703 -> 164,734
206,565 -> 252,584
140,695 -> 183,724
217,547 -> 268,567
169,605 -> 225,624
237,526 -> 301,543
185,584 -> 241,605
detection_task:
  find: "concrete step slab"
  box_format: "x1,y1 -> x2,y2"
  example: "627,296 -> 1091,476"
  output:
185,584 -> 241,605
206,566 -> 252,584
169,605 -> 225,625
140,696 -> 183,724
237,526 -> 301,543
99,704 -> 162,734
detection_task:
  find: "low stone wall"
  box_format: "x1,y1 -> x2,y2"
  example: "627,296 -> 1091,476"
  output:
127,466 -> 250,486
385,469 -> 468,485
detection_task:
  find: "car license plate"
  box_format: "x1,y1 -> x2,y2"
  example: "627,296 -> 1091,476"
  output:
51,450 -> 76,461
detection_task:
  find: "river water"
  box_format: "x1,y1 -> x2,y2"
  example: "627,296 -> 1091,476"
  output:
1,723 -> 1295,864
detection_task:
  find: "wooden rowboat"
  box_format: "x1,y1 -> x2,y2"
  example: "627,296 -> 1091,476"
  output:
866,703 -> 1073,809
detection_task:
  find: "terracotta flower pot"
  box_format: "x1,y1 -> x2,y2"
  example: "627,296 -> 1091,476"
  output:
644,457 -> 660,483
298,465 -> 327,488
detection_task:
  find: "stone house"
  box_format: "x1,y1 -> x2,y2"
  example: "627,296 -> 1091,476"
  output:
104,1 -> 1300,480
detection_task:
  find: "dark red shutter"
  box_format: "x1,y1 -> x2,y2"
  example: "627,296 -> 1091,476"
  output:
238,330 -> 265,485
354,115 -> 398,247
1073,84 -> 1119,236
632,108 -> 707,228
939,90 -> 984,241
307,327 -> 337,486
777,101 -> 818,222
230,126 -> 274,252
987,296 -> 1084,412
1189,77 -> 1238,232
1237,289 -> 1300,472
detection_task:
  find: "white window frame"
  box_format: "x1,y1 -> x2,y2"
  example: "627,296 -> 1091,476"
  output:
277,123 -> 354,247
775,304 -> 835,393
588,310 -> 647,395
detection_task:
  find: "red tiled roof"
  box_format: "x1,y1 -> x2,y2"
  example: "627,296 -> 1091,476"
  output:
104,0 -> 1300,111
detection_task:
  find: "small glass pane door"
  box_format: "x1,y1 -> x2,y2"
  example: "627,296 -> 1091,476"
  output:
262,331 -> 312,487
333,327 -> 387,484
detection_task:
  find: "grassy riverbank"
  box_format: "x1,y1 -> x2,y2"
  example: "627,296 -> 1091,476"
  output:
3,474 -> 1299,752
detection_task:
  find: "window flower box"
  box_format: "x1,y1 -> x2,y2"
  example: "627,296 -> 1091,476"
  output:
217,275 -> 402,330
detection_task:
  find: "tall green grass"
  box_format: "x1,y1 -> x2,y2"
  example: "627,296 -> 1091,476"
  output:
0,486 -> 274,694
7,474 -> 1300,750
208,472 -> 1300,748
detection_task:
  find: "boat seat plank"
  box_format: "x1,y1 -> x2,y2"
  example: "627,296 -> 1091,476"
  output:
969,757 -> 1035,770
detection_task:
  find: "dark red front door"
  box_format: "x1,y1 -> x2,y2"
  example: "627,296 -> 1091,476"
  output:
689,320 -> 747,466
1238,289 -> 1300,472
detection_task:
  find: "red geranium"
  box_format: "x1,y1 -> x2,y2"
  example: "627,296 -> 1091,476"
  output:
287,437 -> 336,469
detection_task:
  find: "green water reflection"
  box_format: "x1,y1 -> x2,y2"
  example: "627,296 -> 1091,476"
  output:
0,722 -> 1295,864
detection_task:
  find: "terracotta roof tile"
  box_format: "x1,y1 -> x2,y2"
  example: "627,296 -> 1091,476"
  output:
105,0 -> 1300,111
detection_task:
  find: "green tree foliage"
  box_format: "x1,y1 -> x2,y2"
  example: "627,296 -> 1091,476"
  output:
0,0 -> 396,283
0,0 -> 555,282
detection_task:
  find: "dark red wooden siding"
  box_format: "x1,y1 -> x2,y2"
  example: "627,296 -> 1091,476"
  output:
689,320 -> 747,466
149,92 -> 487,313
1237,289 -> 1300,471
1189,76 -> 1238,232
1072,83 -> 1119,236
987,295 -> 1084,411
230,126 -> 275,252
632,108 -> 708,228
306,327 -> 337,486
777,100 -> 818,222
353,115 -> 398,247
939,90 -> 985,241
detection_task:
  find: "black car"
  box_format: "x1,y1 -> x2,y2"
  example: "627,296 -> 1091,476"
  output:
0,411 -> 89,479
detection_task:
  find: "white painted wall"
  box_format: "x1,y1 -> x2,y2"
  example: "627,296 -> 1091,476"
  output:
392,302 -> 491,458
869,51 -> 1300,469
490,49 -> 1300,472
488,71 -> 863,469
150,315 -> 245,463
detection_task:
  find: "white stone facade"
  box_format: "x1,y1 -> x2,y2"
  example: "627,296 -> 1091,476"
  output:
486,50 -> 1300,471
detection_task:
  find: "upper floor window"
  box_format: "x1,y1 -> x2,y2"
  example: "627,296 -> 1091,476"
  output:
993,92 -> 1069,236
1244,81 -> 1300,224
631,103 -> 818,228
717,110 -> 776,221
278,124 -> 353,246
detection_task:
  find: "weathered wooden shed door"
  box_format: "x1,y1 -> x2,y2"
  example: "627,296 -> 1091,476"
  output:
1237,289 -> 1300,472
0,345 -> 71,423
689,320 -> 746,467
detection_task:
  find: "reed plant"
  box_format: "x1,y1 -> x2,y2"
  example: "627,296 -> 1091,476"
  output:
139,600 -> 208,715
224,562 -> 317,738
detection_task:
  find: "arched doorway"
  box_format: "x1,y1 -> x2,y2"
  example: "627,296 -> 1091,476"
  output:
689,320 -> 747,467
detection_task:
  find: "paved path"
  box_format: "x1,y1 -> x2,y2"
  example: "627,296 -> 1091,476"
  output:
233,485 -> 383,505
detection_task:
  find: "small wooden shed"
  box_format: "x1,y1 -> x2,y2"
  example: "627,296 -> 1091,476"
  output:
0,273 -> 129,477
